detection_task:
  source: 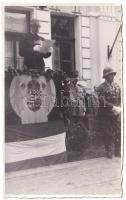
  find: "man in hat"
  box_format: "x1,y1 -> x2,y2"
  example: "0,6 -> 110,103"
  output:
19,19 -> 52,71
97,67 -> 121,158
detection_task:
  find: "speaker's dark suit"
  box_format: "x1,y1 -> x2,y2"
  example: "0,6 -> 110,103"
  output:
19,33 -> 51,70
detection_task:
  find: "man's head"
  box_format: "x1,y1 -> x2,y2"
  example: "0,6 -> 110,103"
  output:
70,70 -> 79,86
30,19 -> 41,34
103,67 -> 116,83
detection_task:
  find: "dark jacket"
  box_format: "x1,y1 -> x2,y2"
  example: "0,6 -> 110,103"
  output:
97,81 -> 121,115
19,33 -> 51,70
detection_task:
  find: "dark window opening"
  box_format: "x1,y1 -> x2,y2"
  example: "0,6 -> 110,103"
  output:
51,15 -> 75,76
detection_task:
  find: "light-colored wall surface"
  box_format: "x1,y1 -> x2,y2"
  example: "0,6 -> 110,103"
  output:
97,17 -> 122,85
74,16 -> 82,79
90,16 -> 100,90
34,9 -> 52,70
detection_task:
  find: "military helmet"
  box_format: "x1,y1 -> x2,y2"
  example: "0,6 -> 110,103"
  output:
103,67 -> 116,78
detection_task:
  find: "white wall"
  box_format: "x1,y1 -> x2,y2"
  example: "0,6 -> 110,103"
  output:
34,9 -> 53,70
74,16 -> 82,79
90,16 -> 100,89
97,17 -> 122,85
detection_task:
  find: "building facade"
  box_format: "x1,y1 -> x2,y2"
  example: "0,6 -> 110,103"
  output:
5,5 -> 122,92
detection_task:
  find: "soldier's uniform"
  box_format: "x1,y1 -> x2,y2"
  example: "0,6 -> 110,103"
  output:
97,67 -> 121,158
61,76 -> 70,126
65,71 -> 88,161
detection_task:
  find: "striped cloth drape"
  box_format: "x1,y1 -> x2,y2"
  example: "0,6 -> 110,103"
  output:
5,121 -> 67,173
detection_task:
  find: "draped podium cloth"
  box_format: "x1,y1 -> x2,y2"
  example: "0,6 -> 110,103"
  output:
5,74 -> 67,173
5,121 -> 66,173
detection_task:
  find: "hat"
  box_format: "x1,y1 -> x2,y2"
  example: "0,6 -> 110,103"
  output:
70,70 -> 79,78
103,67 -> 116,78
30,19 -> 41,27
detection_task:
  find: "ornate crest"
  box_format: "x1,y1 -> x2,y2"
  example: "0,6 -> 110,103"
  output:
26,79 -> 42,112
10,75 -> 56,124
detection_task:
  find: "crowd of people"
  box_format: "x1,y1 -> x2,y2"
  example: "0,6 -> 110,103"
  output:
18,18 -> 121,160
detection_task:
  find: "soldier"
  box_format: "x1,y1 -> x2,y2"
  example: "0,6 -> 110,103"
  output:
97,67 -> 121,158
65,70 -> 88,161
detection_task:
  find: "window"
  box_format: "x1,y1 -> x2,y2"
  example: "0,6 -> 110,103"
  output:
5,11 -> 29,33
5,10 -> 30,70
51,15 -> 75,76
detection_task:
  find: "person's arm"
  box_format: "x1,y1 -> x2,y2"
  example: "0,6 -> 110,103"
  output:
42,52 -> 51,58
97,86 -> 112,108
41,46 -> 52,58
112,84 -> 121,115
115,83 -> 121,106
39,39 -> 53,58
97,84 -> 121,115
97,86 -> 106,107
70,89 -> 75,101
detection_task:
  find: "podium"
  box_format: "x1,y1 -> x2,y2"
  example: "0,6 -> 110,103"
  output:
5,69 -> 56,124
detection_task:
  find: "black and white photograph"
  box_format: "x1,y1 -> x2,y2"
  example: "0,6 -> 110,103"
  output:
2,2 -> 124,198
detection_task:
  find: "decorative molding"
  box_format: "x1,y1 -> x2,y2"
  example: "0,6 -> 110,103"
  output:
82,47 -> 90,49
38,20 -> 49,23
98,15 -> 116,22
81,36 -> 90,39
50,11 -> 76,18
5,6 -> 34,12
82,57 -> 91,60
49,7 -> 60,11
39,32 -> 50,35
82,67 -> 91,70
81,25 -> 90,28
81,15 -> 91,18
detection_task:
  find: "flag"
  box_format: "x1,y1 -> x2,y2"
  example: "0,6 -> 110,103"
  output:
5,121 -> 66,173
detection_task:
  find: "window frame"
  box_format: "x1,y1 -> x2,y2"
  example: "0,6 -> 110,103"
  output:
5,8 -> 30,34
51,14 -> 75,75
5,9 -> 30,69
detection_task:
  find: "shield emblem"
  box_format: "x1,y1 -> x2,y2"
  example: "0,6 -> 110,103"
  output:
10,75 -> 56,124
26,79 -> 42,112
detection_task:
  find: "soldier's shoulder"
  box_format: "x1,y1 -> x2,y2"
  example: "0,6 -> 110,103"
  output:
113,82 -> 120,89
97,82 -> 106,91
97,82 -> 109,95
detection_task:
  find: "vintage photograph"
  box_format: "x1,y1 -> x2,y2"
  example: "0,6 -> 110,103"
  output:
4,4 -> 123,197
